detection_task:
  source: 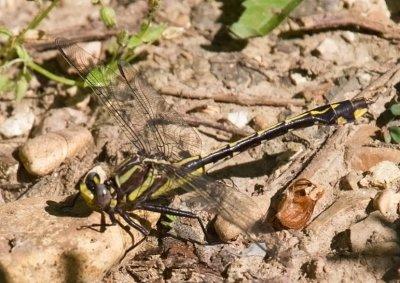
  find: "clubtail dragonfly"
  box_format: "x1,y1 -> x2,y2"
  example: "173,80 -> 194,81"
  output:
56,38 -> 368,242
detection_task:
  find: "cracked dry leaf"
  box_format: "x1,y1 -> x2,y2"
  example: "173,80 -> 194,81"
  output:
275,179 -> 324,230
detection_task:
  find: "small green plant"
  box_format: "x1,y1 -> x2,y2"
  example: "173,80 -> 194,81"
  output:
0,0 -> 165,101
383,103 -> 400,144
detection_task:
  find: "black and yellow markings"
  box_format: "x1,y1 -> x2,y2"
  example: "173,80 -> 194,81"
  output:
184,98 -> 368,171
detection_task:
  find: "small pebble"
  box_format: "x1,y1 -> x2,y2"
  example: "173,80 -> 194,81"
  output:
360,161 -> 400,189
341,31 -> 356,43
227,111 -> 249,128
290,72 -> 309,85
373,189 -> 400,222
0,108 -> 34,138
252,113 -> 277,131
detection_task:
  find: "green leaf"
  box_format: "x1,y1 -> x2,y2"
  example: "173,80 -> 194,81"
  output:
389,126 -> 400,144
127,35 -> 142,49
127,23 -> 166,49
0,75 -> 13,92
0,26 -> 12,39
100,6 -> 117,28
84,63 -> 117,88
390,104 -> 400,116
14,76 -> 28,101
230,0 -> 303,39
140,23 -> 166,42
15,45 -> 31,63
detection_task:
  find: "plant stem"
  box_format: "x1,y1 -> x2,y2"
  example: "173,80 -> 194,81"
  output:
0,58 -> 24,70
17,0 -> 60,42
27,61 -> 80,86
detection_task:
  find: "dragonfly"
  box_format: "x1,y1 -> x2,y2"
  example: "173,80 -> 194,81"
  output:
56,38 -> 368,243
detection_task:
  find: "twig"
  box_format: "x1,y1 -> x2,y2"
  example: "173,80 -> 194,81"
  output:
181,114 -> 253,137
24,30 -> 119,52
161,85 -> 305,107
282,12 -> 400,41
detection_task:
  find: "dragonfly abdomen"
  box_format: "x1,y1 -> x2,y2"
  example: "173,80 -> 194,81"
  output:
184,98 -> 368,171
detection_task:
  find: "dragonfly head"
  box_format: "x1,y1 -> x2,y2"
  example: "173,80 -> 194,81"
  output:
80,171 -> 112,211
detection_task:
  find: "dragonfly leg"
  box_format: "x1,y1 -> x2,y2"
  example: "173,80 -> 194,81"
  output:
116,208 -> 150,236
136,203 -> 208,242
106,209 -> 117,226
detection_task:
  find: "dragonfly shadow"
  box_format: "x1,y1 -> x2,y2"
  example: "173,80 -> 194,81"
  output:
209,152 -> 282,180
45,194 -> 92,218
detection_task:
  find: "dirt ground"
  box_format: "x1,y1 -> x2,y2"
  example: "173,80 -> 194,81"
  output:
1,0 -> 400,282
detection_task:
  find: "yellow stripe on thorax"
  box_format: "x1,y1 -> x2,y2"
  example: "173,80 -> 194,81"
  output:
115,165 -> 141,188
127,168 -> 156,202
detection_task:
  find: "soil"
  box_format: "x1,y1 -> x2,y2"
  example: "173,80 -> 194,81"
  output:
1,0 -> 400,282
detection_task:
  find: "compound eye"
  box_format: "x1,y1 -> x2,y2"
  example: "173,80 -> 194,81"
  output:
85,172 -> 101,191
94,184 -> 111,209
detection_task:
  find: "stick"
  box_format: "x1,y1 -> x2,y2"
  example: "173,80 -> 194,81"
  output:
282,12 -> 400,41
161,85 -> 305,107
181,114 -> 253,137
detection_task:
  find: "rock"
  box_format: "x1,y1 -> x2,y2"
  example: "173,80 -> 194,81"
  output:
0,106 -> 35,138
359,161 -> 400,189
290,72 -> 309,85
251,113 -> 277,131
19,126 -> 93,176
227,111 -> 249,129
341,31 -> 356,43
214,195 -> 269,242
349,211 -> 400,255
373,189 -> 400,222
0,196 -> 159,282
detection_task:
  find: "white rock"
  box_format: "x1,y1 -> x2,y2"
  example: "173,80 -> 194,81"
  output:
341,31 -> 356,42
0,109 -> 34,138
227,111 -> 249,128
290,72 -> 309,85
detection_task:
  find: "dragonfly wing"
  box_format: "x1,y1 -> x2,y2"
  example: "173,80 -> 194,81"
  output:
166,164 -> 267,239
56,38 -> 201,161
